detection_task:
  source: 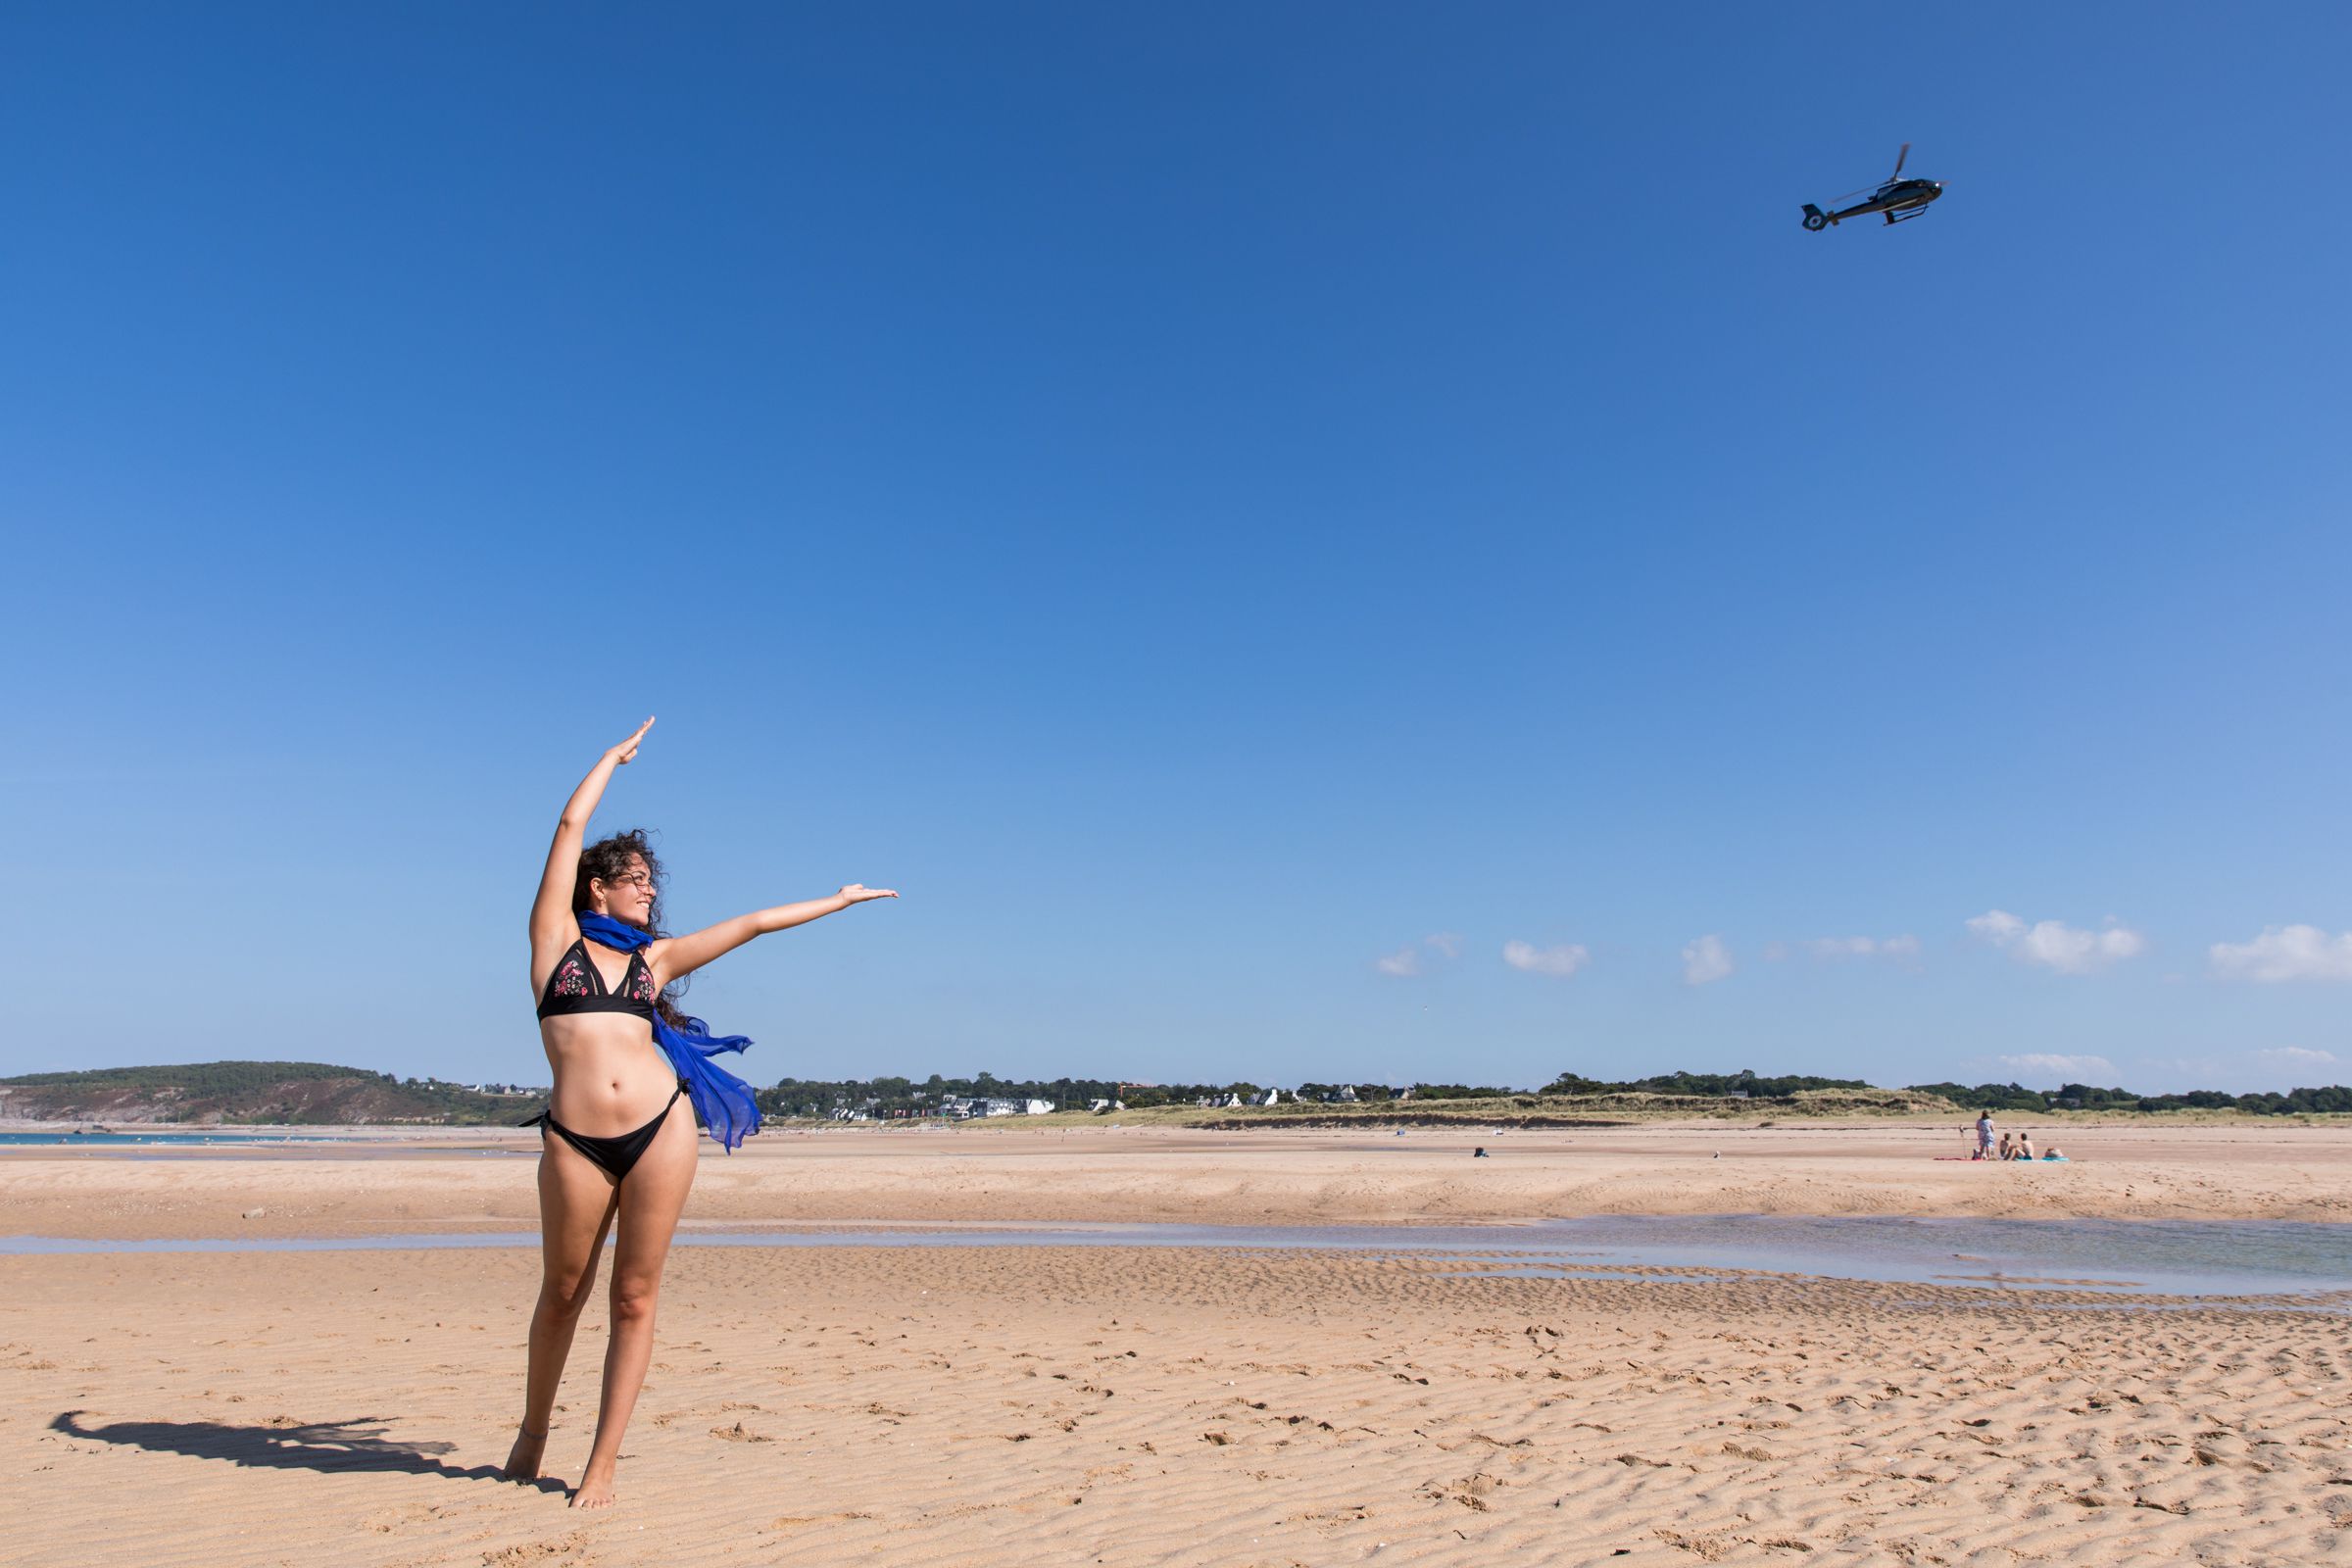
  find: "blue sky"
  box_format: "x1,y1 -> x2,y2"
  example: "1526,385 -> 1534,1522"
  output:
7,4 -> 2348,1093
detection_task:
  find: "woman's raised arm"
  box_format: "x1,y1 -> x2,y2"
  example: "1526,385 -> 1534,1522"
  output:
529,716 -> 656,949
652,884 -> 898,984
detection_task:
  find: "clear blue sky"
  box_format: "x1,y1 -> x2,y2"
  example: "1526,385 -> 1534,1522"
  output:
8,4 -> 2348,1093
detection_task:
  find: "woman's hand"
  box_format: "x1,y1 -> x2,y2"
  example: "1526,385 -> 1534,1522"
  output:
539,716 -> 656,943
838,884 -> 900,906
607,716 -> 657,765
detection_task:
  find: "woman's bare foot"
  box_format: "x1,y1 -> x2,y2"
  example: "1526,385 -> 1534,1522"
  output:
571,1454 -> 618,1509
500,1422 -> 548,1482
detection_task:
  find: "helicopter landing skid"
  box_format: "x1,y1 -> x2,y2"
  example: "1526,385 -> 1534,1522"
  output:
1883,205 -> 1930,225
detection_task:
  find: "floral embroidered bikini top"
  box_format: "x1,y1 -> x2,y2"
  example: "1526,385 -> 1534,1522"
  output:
536,937 -> 661,1022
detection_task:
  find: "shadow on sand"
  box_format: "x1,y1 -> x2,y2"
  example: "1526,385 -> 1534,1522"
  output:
49,1410 -> 567,1494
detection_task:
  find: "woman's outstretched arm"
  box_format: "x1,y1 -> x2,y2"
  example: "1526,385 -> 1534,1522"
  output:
529,716 -> 656,950
653,884 -> 898,983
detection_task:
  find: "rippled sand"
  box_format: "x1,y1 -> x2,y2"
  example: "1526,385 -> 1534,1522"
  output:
7,1124 -> 2350,1565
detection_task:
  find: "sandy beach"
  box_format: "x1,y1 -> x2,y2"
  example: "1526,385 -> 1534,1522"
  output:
8,1124 -> 2351,1565
9,1120 -> 2352,1239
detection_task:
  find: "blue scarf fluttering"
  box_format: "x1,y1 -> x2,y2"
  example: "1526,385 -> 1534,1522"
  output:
576,911 -> 761,1152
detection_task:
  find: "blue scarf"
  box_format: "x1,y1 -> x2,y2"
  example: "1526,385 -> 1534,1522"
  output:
576,911 -> 761,1152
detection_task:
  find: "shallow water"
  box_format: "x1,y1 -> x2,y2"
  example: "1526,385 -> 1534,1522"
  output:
0,1132 -> 341,1148
5,1214 -> 2349,1300
0,1132 -> 514,1157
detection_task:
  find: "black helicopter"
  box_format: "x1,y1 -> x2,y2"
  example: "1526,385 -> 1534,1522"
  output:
1801,144 -> 1943,230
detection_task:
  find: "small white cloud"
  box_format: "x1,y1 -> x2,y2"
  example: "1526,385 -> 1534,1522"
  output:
1374,947 -> 1420,978
2255,1046 -> 2337,1067
1806,936 -> 1876,958
1682,934 -> 1733,986
1800,934 -> 1922,961
1503,940 -> 1590,977
1424,932 -> 1463,959
1994,1053 -> 2117,1081
2210,926 -> 2352,983
1967,910 -> 2025,943
1761,941 -> 1789,962
1968,910 -> 2144,974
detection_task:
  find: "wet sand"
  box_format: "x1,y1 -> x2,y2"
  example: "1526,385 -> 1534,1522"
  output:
7,1124 -> 2350,1565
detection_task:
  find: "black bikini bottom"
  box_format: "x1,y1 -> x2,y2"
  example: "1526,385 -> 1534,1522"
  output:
519,1082 -> 686,1181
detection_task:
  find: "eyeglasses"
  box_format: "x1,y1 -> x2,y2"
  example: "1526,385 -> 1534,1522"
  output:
606,870 -> 656,892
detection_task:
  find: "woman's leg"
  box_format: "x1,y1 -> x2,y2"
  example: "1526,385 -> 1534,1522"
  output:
503,1133 -> 619,1481
572,1098 -> 699,1509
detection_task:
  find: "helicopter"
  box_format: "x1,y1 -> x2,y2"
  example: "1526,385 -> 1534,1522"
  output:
1801,143 -> 1943,230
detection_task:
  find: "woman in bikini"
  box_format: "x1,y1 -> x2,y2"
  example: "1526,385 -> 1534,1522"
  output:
501,717 -> 896,1507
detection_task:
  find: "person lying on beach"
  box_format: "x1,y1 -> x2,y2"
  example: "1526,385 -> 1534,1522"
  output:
2041,1147 -> 2069,1161
501,717 -> 897,1508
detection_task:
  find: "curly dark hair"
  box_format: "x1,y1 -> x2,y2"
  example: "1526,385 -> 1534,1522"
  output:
573,828 -> 695,1030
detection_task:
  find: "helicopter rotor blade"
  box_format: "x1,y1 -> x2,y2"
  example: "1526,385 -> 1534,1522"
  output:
1892,141 -> 1910,177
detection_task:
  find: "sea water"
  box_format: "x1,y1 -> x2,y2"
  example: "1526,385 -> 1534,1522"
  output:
0,1132 -> 340,1147
5,1215 -> 2349,1301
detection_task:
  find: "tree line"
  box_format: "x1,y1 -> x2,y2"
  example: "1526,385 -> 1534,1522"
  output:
1904,1080 -> 2352,1115
758,1072 -> 1542,1115
760,1065 -> 2352,1118
14,1062 -> 2351,1120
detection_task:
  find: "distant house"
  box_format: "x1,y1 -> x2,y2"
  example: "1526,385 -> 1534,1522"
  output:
1023,1099 -> 1054,1115
1335,1086 -> 1358,1102
1087,1098 -> 1111,1113
1222,1093 -> 1245,1108
1257,1088 -> 1282,1106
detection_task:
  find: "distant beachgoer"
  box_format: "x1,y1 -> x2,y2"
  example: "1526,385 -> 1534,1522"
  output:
1473,1146 -> 1490,1158
501,718 -> 897,1508
2016,1131 -> 2035,1160
1996,1131 -> 2015,1160
2042,1147 -> 2068,1161
1975,1110 -> 1995,1158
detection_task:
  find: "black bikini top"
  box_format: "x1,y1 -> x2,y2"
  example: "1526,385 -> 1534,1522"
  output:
537,938 -> 660,1022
